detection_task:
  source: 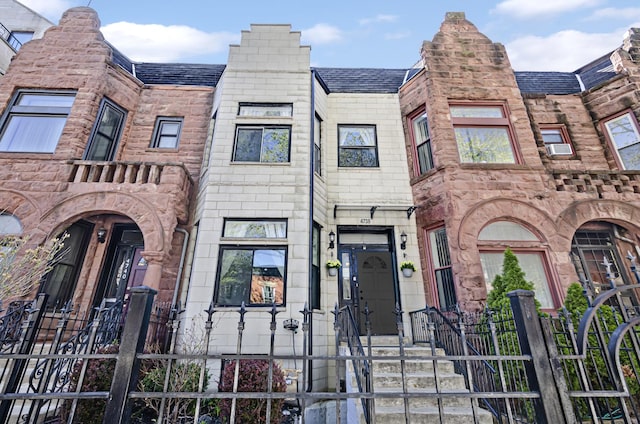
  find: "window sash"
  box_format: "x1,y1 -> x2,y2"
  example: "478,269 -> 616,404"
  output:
233,126 -> 291,163
151,117 -> 183,148
541,129 -> 564,144
338,125 -> 378,167
0,92 -> 75,153
216,247 -> 287,306
238,103 -> 293,117
85,100 -> 126,161
314,115 -> 322,175
412,113 -> 434,174
223,219 -> 287,238
454,126 -> 515,163
480,251 -> 554,309
428,227 -> 456,310
604,113 -> 640,170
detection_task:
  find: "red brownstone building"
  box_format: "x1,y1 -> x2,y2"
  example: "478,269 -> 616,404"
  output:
400,13 -> 640,312
0,7 -> 219,312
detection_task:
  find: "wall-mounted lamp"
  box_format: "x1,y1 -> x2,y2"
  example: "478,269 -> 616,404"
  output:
400,232 -> 407,250
97,227 -> 107,244
328,231 -> 335,250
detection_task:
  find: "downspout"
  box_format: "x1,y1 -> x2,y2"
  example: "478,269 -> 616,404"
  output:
171,227 -> 189,308
307,69 -> 316,392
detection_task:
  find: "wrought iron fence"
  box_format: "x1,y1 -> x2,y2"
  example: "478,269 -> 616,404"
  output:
3,270 -> 640,423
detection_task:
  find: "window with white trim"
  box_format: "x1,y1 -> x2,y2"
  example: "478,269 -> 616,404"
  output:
603,112 -> 640,170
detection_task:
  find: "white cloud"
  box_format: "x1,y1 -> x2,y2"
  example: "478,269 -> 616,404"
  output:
17,0 -> 73,21
505,28 -> 625,71
384,31 -> 411,41
100,22 -> 238,62
585,7 -> 640,21
301,24 -> 343,45
493,0 -> 602,19
359,15 -> 398,26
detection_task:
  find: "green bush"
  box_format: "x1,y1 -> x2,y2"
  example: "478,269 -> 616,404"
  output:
136,359 -> 209,422
218,359 -> 286,423
59,344 -> 118,424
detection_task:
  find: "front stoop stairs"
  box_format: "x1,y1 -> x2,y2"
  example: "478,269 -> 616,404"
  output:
346,336 -> 493,424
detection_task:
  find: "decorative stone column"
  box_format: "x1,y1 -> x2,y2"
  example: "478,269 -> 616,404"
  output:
140,250 -> 165,292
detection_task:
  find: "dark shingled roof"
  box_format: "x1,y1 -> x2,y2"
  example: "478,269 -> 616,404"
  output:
514,71 -> 581,95
134,63 -> 226,87
574,53 -> 617,91
313,68 -> 409,93
108,42 -> 133,74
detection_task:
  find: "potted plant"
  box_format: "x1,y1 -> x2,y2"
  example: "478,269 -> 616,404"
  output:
400,260 -> 416,277
326,259 -> 341,276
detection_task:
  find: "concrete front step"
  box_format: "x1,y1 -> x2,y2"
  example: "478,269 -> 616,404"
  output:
349,343 -> 493,424
372,387 -> 477,408
372,358 -> 455,374
364,406 -> 493,424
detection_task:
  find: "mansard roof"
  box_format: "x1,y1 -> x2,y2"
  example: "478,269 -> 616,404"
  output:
107,40 -> 621,96
313,68 -> 410,94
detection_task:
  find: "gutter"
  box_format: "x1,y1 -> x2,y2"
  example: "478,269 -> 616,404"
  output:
307,69 -> 316,392
171,227 -> 189,308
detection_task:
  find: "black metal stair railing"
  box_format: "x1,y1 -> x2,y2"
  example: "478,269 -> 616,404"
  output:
333,304 -> 372,424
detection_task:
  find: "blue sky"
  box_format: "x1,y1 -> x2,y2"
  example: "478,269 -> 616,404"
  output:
18,0 -> 640,71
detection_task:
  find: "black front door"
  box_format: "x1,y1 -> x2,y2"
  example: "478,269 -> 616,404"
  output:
339,247 -> 397,335
93,225 -> 145,308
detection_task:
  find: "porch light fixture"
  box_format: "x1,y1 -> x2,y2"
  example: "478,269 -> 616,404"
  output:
328,231 -> 335,250
400,232 -> 407,250
97,227 -> 107,244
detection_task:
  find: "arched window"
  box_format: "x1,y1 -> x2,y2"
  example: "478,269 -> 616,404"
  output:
478,221 -> 555,309
0,213 -> 22,235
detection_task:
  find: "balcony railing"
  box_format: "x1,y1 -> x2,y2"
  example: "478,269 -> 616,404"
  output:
67,160 -> 192,188
0,22 -> 22,51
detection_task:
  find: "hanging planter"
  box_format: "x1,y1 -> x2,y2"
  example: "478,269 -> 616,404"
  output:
400,260 -> 416,278
326,259 -> 341,276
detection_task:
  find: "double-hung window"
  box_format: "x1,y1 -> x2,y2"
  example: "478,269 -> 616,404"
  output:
84,98 -> 126,161
410,111 -> 434,174
0,91 -> 75,153
215,219 -> 288,306
151,117 -> 183,148
450,103 -> 517,164
427,226 -> 456,310
603,111 -> 640,170
338,125 -> 378,167
232,126 -> 291,163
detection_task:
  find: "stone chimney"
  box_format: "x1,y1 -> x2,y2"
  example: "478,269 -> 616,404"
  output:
611,27 -> 640,73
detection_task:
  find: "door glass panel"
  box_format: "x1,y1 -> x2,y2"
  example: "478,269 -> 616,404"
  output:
341,251 -> 351,300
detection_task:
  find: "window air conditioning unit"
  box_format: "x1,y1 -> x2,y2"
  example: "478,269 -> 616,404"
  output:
546,144 -> 573,156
